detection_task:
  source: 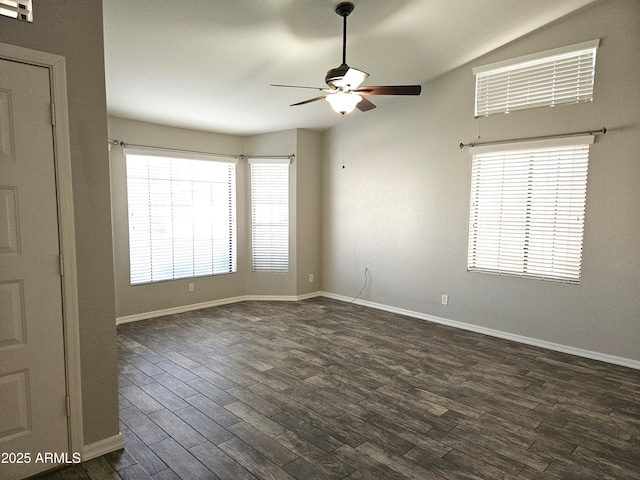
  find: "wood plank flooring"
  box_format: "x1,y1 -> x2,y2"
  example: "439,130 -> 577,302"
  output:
37,298 -> 640,479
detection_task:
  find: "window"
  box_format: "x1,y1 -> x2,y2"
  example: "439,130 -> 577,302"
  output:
474,39 -> 598,117
125,149 -> 237,285
467,136 -> 593,284
0,0 -> 32,21
250,158 -> 290,272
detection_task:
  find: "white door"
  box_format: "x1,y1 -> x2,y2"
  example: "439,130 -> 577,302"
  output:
0,59 -> 69,479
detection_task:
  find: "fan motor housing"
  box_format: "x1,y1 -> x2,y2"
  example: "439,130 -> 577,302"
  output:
325,64 -> 349,88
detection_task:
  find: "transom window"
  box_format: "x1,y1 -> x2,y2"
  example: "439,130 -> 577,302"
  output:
0,0 -> 32,21
474,39 -> 598,117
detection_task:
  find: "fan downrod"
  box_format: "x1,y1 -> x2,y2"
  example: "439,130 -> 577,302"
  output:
327,2 -> 355,86
335,2 -> 354,17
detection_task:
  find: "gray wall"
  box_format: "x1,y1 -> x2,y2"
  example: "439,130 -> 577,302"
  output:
322,0 -> 640,363
109,118 -> 323,317
0,1 -> 119,445
296,129 -> 322,296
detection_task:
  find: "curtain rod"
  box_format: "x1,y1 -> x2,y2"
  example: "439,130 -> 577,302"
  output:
459,127 -> 607,149
246,154 -> 295,160
108,139 -> 295,160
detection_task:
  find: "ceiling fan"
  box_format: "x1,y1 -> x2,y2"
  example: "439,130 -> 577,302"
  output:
272,2 -> 422,115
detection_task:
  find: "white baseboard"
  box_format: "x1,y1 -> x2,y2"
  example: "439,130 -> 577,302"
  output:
116,296 -> 247,325
116,292 -> 323,325
245,292 -> 322,302
292,291 -> 324,301
82,433 -> 124,461
320,291 -> 640,371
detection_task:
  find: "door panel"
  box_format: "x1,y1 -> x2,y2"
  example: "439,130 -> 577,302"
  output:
0,370 -> 29,439
0,280 -> 25,347
0,187 -> 20,254
0,59 -> 68,479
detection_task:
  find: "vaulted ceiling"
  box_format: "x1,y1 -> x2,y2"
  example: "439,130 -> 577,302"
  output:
102,0 -> 600,136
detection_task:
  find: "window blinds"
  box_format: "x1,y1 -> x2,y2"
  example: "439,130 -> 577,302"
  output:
125,152 -> 237,285
0,0 -> 32,21
250,159 -> 290,272
467,136 -> 593,284
474,40 -> 598,117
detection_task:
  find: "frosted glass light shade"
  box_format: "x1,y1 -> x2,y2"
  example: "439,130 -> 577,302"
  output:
326,92 -> 362,114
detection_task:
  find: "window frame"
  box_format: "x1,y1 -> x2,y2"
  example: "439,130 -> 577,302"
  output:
467,136 -> 593,284
124,148 -> 238,285
473,39 -> 599,117
249,158 -> 291,273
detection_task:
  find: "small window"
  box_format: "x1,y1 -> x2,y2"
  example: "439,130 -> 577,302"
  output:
474,39 -> 598,117
467,136 -> 593,284
0,0 -> 32,22
250,158 -> 290,272
125,149 -> 237,285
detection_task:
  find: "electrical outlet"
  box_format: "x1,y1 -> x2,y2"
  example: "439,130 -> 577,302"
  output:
309,274 -> 314,283
188,282 -> 195,292
441,294 -> 449,306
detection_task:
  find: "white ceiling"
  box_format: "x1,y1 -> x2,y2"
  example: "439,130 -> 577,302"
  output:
102,0 -> 599,136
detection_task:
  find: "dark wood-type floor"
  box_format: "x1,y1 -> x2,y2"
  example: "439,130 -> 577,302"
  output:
39,298 -> 640,479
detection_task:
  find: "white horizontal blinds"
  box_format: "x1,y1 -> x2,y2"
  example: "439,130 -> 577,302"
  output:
126,153 -> 236,285
474,40 -> 598,117
0,0 -> 32,21
250,159 -> 290,272
468,137 -> 592,284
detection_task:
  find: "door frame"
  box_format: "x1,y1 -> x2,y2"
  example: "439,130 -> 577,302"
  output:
0,42 -> 83,456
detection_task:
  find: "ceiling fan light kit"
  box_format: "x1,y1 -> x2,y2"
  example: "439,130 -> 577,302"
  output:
326,91 -> 362,114
271,1 -> 421,115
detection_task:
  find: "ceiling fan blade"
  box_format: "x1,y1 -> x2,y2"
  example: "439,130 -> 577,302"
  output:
271,83 -> 327,91
290,95 -> 327,106
356,97 -> 376,112
354,85 -> 422,96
